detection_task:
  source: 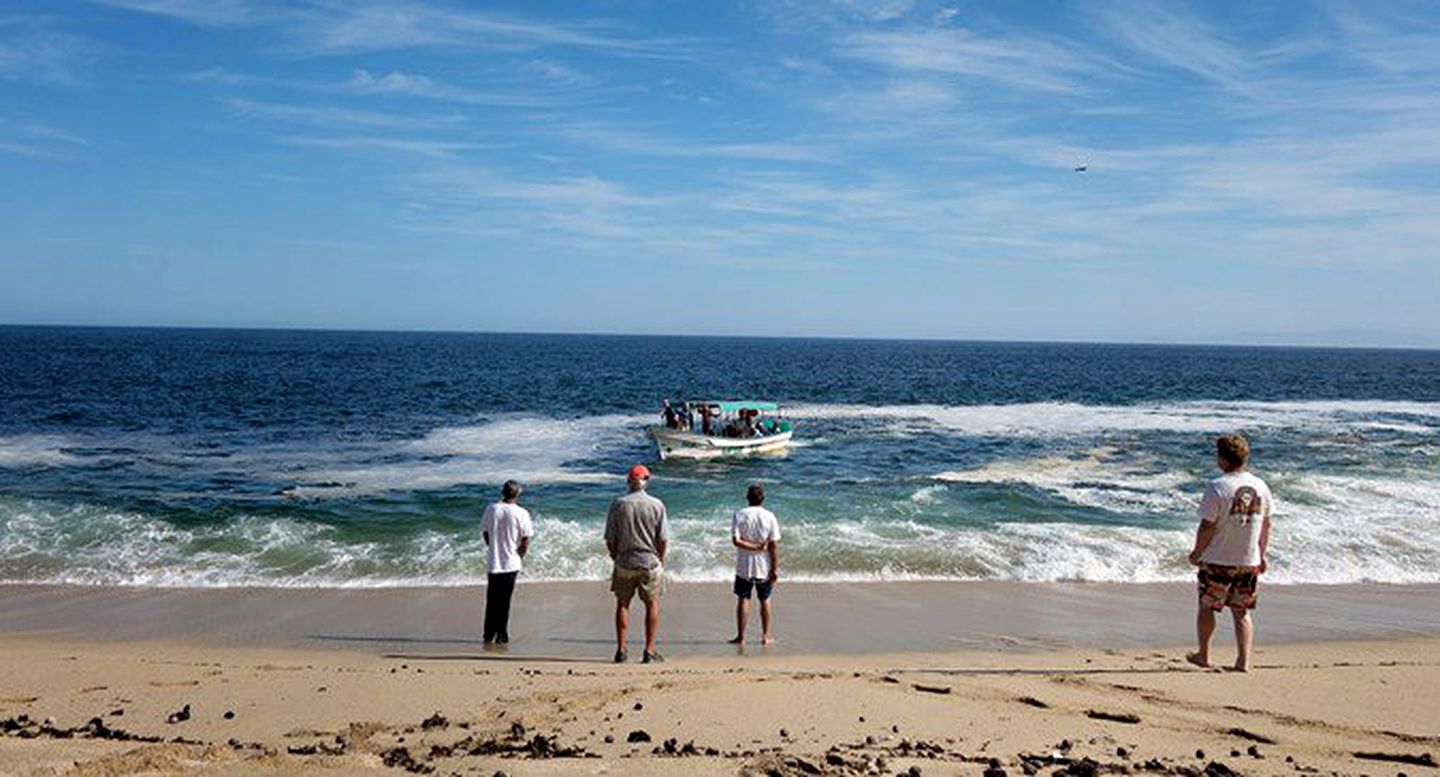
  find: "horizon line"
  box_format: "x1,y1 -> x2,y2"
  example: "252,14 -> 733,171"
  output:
1,321 -> 1436,353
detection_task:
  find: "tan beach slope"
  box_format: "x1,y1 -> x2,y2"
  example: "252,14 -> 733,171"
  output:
1,583 -> 1438,775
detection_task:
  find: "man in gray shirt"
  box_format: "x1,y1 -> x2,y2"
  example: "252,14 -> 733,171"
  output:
605,464 -> 668,664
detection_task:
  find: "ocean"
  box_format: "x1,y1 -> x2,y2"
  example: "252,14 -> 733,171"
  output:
1,326 -> 1437,588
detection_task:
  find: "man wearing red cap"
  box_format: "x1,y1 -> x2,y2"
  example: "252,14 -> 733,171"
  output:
604,464 -> 669,663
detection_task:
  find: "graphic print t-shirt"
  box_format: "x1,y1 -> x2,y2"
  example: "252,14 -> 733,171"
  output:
1196,471 -> 1272,568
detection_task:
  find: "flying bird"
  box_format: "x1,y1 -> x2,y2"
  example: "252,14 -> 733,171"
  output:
1074,164 -> 1088,172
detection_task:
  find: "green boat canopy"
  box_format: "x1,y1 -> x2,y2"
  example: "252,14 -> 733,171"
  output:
696,400 -> 779,413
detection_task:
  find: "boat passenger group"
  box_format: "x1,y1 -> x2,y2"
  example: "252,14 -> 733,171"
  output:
660,399 -> 784,438
478,434 -> 1273,673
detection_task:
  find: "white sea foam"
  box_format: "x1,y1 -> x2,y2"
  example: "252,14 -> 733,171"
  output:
2,487 -> 1438,586
909,483 -> 948,504
0,434 -> 80,468
790,399 -> 1440,437
281,413 -> 647,496
935,450 -> 1196,514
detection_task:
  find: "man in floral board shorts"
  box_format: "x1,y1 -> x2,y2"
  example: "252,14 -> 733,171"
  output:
1188,434 -> 1273,673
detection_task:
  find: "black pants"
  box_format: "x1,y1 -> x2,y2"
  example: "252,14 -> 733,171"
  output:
484,571 -> 519,642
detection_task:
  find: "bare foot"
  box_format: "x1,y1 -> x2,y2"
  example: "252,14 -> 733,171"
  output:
1185,652 -> 1210,668
1227,664 -> 1250,673
727,635 -> 743,644
761,635 -> 775,646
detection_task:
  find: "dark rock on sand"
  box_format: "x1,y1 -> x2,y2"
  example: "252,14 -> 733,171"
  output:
1202,761 -> 1240,777
1227,727 -> 1277,744
223,710 -> 235,720
603,734 -> 615,743
1086,710 -> 1141,724
1352,751 -> 1438,767
421,712 -> 448,730
165,704 -> 191,724
627,729 -> 652,743
381,746 -> 434,774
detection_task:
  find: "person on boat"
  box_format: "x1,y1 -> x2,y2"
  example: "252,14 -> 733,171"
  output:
740,409 -> 758,438
480,479 -> 533,645
605,464 -> 669,664
700,404 -> 715,436
728,482 -> 780,646
1187,434 -> 1273,673
661,399 -> 678,429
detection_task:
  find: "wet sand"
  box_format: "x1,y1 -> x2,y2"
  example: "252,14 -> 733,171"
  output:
4,581 -> 1440,656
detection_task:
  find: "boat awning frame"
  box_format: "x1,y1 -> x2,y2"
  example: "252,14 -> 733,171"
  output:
690,400 -> 779,413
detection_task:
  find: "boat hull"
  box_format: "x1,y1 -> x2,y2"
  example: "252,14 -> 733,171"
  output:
647,426 -> 794,460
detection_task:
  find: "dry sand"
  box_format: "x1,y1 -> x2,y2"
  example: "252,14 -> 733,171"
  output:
2,582 -> 1438,776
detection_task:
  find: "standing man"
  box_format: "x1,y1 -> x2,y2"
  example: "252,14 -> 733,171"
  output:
481,480 -> 534,645
1188,435 -> 1273,673
728,483 -> 780,646
605,464 -> 668,664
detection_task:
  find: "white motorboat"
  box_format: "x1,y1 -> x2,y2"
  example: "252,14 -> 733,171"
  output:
647,400 -> 795,460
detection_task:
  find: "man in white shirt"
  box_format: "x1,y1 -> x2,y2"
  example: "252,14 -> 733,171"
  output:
728,483 -> 781,646
481,480 -> 534,645
1187,435 -> 1273,672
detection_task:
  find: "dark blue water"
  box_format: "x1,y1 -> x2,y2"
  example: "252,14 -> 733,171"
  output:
2,326 -> 1438,587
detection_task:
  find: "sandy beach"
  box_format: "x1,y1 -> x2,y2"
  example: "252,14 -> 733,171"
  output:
2,582 -> 1438,776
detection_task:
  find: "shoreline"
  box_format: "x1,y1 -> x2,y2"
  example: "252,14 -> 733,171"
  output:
4,580 -> 1439,657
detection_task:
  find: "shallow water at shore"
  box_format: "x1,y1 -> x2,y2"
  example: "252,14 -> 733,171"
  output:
2,327 -> 1438,587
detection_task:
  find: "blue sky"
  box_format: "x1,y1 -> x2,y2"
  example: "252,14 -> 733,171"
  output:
2,1 -> 1438,346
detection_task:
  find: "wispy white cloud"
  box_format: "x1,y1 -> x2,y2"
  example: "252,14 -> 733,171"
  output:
93,0 -> 688,58
0,117 -> 89,159
222,96 -> 459,131
339,68 -> 576,107
1088,1 -> 1249,89
0,23 -> 91,85
553,122 -> 831,163
281,134 -> 493,159
841,26 -> 1111,94
90,0 -> 270,26
1326,3 -> 1440,74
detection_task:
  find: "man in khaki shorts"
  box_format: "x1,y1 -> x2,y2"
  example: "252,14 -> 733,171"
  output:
605,464 -> 669,664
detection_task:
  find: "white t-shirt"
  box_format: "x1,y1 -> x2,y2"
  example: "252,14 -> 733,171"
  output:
481,501 -> 534,574
1196,471 -> 1272,568
732,505 -> 781,579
